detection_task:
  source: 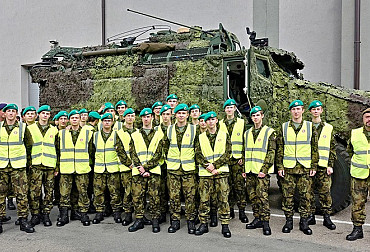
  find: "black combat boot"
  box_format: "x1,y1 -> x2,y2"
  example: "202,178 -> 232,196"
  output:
88,202 -> 96,214
210,214 -> 218,227
230,208 -> 235,219
299,218 -> 312,235
239,209 -> 248,223
187,220 -> 196,234
323,214 -> 336,230
142,216 -> 152,225
19,218 -> 35,233
262,221 -> 271,236
42,213 -> 52,227
92,212 -> 104,224
195,223 -> 209,236
7,198 -> 15,210
307,214 -> 316,225
158,212 -> 166,224
246,218 -> 263,229
70,210 -> 82,221
122,212 -> 133,226
194,215 -> 200,225
282,217 -> 293,233
15,218 -> 20,225
103,203 -> 113,217
346,225 -> 363,241
168,220 -> 180,233
80,213 -> 90,226
0,216 -> 11,223
128,218 -> 144,232
221,224 -> 231,238
56,208 -> 69,227
113,212 -> 122,223
152,218 -> 160,233
30,214 -> 41,227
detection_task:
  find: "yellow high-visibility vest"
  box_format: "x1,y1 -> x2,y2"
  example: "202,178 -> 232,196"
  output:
28,123 -> 58,168
317,123 -> 333,167
117,128 -> 134,172
131,129 -> 162,176
244,125 -> 274,174
219,118 -> 244,159
0,122 -> 27,169
94,131 -> 121,173
155,125 -> 167,166
199,131 -> 229,176
83,124 -> 95,132
282,121 -> 312,168
167,124 -> 196,171
59,128 -> 92,174
350,127 -> 370,179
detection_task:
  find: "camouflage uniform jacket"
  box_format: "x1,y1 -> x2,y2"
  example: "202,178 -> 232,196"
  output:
129,127 -> 163,172
276,120 -> 318,174
347,126 -> 370,159
122,125 -> 137,135
314,121 -> 336,168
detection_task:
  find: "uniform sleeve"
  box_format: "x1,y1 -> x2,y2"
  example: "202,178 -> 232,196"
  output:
260,131 -> 277,174
24,127 -> 33,167
310,129 -> 319,171
276,127 -> 284,171
195,136 -> 208,168
116,134 -> 132,167
143,140 -> 163,171
347,131 -> 354,159
213,135 -> 231,170
163,134 -> 170,157
88,136 -> 95,166
328,130 -> 336,168
129,138 -> 142,167
55,135 -> 60,173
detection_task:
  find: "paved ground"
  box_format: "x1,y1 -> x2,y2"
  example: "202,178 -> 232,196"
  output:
1,177 -> 370,252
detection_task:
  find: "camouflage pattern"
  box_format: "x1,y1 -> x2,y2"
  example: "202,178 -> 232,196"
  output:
60,174 -> 89,213
229,163 -> 247,210
168,173 -> 197,221
198,176 -> 230,225
120,171 -> 133,214
159,163 -> 168,214
246,173 -> 271,221
28,166 -> 55,214
0,168 -> 29,218
310,167 -> 332,214
350,177 -> 370,226
93,173 -> 121,213
132,174 -> 161,219
281,173 -> 312,218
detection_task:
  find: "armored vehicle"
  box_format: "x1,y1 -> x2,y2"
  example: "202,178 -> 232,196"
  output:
30,10 -> 370,213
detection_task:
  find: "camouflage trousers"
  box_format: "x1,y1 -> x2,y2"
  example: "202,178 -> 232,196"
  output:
199,175 -> 230,225
310,167 -> 332,214
168,172 -> 197,221
132,174 -> 161,219
281,173 -> 312,218
60,173 -> 89,213
351,176 -> 370,226
94,172 -> 121,213
196,173 -> 218,215
0,168 -> 29,218
120,171 -> 133,214
7,175 -> 14,198
159,164 -> 168,214
246,173 -> 271,221
28,167 -> 55,214
228,162 -> 247,209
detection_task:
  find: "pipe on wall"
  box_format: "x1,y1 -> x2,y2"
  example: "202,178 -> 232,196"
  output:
354,0 -> 361,89
102,0 -> 106,45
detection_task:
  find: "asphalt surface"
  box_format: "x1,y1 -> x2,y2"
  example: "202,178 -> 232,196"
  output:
1,177 -> 370,252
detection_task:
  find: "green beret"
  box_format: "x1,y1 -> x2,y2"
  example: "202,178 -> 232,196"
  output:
223,99 -> 237,109
22,106 -> 36,115
101,113 -> 113,120
250,106 -> 263,116
57,111 -> 68,120
3,104 -> 18,112
139,108 -> 153,117
174,103 -> 188,114
88,111 -> 101,120
115,100 -> 127,109
198,113 -> 207,120
204,111 -> 217,121
308,100 -> 322,110
160,104 -> 171,115
103,102 -> 115,113
68,109 -> 80,119
289,100 -> 304,110
79,108 -> 88,114
37,105 -> 51,114
123,108 -> 135,117
189,104 -> 200,111
151,101 -> 163,110
166,94 -> 178,101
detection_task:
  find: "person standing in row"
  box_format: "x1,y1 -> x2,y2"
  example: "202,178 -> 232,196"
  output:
189,104 -> 200,126
23,106 -> 37,126
79,108 -> 89,128
115,100 -> 127,123
152,101 -> 163,127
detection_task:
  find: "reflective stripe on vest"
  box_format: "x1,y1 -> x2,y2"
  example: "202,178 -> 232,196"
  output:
282,121 -> 312,168
167,124 -> 196,171
117,129 -> 133,172
350,127 -> 370,179
219,118 -> 244,159
28,123 -> 58,168
244,125 -> 274,174
59,129 -> 91,174
317,123 -> 333,167
0,122 -> 27,168
199,131 -> 229,176
94,131 -> 121,173
131,129 -> 162,176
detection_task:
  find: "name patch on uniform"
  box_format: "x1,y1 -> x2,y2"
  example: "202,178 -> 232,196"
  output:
237,133 -> 240,136
258,138 -> 261,142
186,134 -> 189,137
110,138 -> 113,141
14,131 -> 18,134
80,138 -> 84,141
302,129 -> 305,133
50,135 -> 54,138
323,135 -> 327,138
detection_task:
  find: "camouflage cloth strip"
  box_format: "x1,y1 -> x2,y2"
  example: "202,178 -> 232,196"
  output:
60,174 -> 90,213
29,167 -> 54,214
310,167 -> 332,214
93,172 -> 122,212
246,173 -> 271,221
351,176 -> 370,226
